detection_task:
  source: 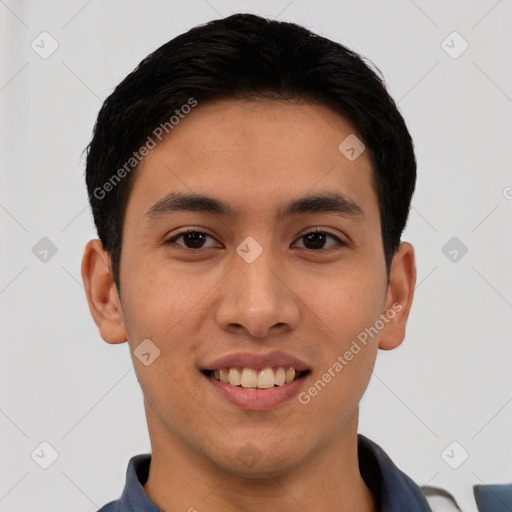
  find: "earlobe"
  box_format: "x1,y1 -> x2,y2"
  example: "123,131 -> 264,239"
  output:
378,242 -> 416,351
81,239 -> 127,344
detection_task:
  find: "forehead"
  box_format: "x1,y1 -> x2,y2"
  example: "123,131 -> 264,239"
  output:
126,98 -> 377,222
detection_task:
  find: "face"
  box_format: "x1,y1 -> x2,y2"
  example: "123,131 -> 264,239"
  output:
83,98 -> 415,477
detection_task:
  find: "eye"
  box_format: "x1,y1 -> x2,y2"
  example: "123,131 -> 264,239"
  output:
293,229 -> 344,251
165,229 -> 220,250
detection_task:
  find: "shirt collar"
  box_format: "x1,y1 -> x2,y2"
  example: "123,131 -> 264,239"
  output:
109,434 -> 431,512
358,433 -> 432,511
116,453 -> 159,512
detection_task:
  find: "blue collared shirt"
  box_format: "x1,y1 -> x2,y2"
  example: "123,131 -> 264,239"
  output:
97,434 -> 432,511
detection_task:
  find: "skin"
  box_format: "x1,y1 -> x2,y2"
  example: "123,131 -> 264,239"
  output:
82,98 -> 416,512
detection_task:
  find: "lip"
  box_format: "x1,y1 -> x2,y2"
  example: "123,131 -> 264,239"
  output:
203,371 -> 310,411
202,350 -> 310,373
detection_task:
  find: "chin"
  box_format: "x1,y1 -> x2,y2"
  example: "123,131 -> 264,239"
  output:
205,438 -> 306,478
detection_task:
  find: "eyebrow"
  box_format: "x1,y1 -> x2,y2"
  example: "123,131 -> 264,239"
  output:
145,191 -> 364,223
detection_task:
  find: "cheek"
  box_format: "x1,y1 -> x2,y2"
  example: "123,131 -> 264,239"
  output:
120,251 -> 203,339
120,258 -> 216,405
306,266 -> 385,340
120,264 -> 206,412
300,266 -> 384,394
298,278 -> 382,422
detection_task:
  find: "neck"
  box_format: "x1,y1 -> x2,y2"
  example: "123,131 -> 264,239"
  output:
142,404 -> 376,512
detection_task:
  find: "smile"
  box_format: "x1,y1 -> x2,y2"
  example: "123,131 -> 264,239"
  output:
201,350 -> 311,410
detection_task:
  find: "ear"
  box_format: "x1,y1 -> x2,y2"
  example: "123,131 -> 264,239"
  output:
378,242 -> 416,351
81,239 -> 127,344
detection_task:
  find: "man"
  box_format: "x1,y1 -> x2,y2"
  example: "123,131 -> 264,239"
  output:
81,12 -> 430,511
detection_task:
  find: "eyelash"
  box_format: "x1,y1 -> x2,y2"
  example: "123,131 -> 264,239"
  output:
165,227 -> 346,252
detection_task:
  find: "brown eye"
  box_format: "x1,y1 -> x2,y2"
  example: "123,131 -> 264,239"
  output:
166,230 -> 219,249
293,230 -> 344,251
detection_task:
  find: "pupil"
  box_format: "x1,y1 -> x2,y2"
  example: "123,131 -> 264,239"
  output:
304,232 -> 325,249
185,232 -> 205,248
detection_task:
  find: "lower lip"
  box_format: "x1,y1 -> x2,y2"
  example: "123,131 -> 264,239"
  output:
203,373 -> 309,411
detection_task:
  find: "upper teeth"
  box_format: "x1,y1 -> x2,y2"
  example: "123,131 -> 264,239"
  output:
212,367 -> 298,389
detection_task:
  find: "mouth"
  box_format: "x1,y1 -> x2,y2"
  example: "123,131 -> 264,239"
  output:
202,366 -> 310,389
200,351 -> 311,411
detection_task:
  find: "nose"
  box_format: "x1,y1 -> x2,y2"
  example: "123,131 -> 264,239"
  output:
215,247 -> 301,339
